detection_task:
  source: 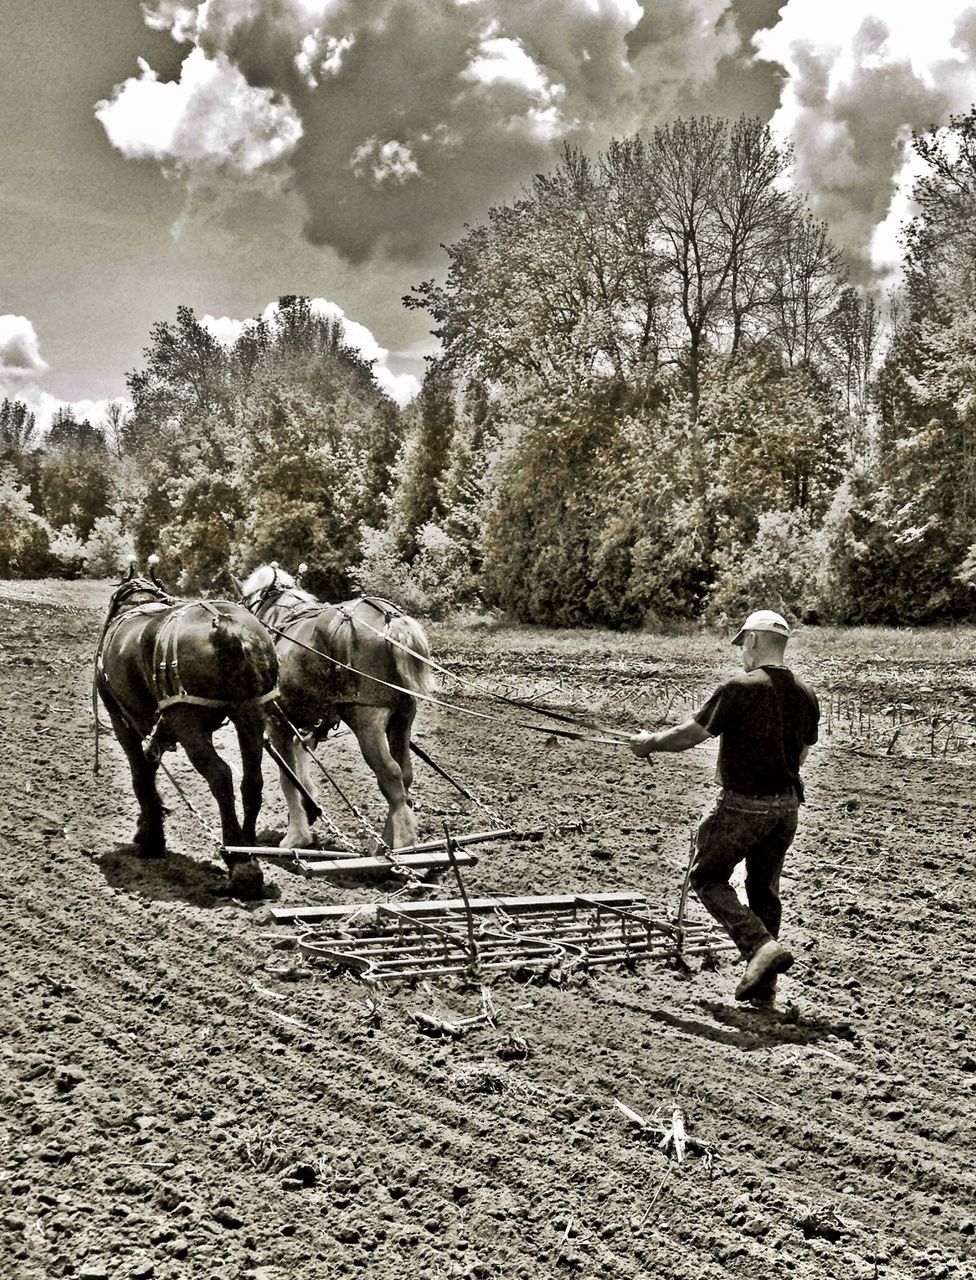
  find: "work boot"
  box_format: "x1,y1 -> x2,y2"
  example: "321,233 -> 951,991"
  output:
735,940 -> 794,1002
747,974 -> 778,1010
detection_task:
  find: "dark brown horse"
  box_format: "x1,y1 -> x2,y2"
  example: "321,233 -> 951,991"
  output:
95,565 -> 279,896
240,563 -> 433,850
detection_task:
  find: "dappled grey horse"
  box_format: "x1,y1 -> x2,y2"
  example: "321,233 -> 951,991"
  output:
241,564 -> 433,849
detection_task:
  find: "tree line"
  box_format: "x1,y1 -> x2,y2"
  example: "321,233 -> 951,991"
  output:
2,112 -> 976,627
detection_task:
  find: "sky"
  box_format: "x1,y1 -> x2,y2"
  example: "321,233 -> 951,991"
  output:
3,0 -> 976,429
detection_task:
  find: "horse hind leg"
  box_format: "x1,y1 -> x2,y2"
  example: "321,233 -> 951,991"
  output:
168,712 -> 244,849
170,712 -> 269,898
386,701 -> 417,796
346,704 -> 418,850
103,694 -> 166,856
230,704 -> 266,845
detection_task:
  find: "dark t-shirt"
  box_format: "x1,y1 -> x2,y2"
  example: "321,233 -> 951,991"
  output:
693,665 -> 819,796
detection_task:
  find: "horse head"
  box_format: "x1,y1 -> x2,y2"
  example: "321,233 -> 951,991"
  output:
105,556 -> 177,621
240,562 -> 316,619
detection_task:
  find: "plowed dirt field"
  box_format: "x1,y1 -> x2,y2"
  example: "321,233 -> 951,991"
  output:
2,582 -> 974,1280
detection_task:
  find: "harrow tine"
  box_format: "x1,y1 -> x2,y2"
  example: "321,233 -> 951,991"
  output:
277,891 -> 733,982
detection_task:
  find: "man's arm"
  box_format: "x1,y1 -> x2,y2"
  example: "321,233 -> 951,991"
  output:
799,744 -> 810,767
630,718 -> 713,757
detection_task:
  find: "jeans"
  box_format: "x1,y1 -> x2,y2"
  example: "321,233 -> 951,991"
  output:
690,789 -> 799,959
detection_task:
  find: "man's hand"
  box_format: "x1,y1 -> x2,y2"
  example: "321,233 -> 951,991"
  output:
630,730 -> 657,758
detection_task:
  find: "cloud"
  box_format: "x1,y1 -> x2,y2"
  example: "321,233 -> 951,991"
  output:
754,1 -> 976,279
99,0 -> 742,260
0,383 -> 118,436
0,307 -> 124,434
99,1 -> 976,283
462,35 -> 562,98
0,315 -> 49,379
349,138 -> 421,186
200,298 -> 421,405
95,45 -> 302,175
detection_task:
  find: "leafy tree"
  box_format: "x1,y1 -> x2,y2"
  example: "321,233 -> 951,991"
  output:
869,111 -> 976,620
410,522 -> 480,617
0,398 -> 37,460
902,108 -> 976,319
34,409 -> 115,540
352,521 -> 476,618
235,382 -> 372,600
387,358 -> 457,557
353,526 -> 430,615
48,525 -> 87,577
816,470 -> 905,623
703,345 -> 846,541
826,285 -> 880,461
83,515 -> 135,578
707,508 -> 825,625
123,297 -> 407,591
406,142 -> 670,391
586,395 -> 714,626
127,305 -> 236,447
640,116 -> 787,411
478,384 -> 652,626
0,464 -> 52,576
101,399 -> 135,460
405,119 -> 850,620
770,209 -> 847,370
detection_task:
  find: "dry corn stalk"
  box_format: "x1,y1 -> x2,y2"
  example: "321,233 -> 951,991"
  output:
614,1098 -> 649,1127
411,1009 -> 492,1038
660,1107 -> 686,1163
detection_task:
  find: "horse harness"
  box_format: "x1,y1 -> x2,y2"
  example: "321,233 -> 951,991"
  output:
249,579 -> 403,635
98,597 -> 279,717
151,600 -> 277,711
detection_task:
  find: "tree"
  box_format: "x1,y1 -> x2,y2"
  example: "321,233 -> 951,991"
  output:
0,398 -> 37,459
629,117 -> 793,422
387,358 -> 456,557
235,383 -> 368,599
825,285 -> 880,460
903,107 -> 976,320
707,508 -> 825,625
477,383 -> 664,626
406,143 -> 669,392
0,464 -> 51,576
702,345 -> 845,542
35,409 -> 115,540
868,110 -> 976,620
771,209 -> 847,371
127,305 -> 236,446
101,399 -> 135,460
83,515 -> 135,578
123,297 -> 407,590
403,120 -> 857,625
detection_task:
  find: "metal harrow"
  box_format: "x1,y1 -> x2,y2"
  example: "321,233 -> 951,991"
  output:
270,892 -> 736,983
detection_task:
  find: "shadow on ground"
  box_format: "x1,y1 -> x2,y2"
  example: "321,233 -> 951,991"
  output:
97,843 -> 279,908
645,999 -> 856,1052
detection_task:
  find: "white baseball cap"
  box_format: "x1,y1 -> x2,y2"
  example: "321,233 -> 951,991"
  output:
732,609 -> 791,645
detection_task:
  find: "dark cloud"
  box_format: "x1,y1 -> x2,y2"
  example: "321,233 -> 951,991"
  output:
98,0 -> 976,277
755,3 -> 976,279
99,0 -> 745,261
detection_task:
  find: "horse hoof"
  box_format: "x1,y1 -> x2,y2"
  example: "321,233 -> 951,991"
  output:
227,860 -> 266,901
282,833 -> 316,851
129,839 -> 166,859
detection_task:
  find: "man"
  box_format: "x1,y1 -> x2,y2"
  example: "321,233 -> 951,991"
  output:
630,609 -> 819,1008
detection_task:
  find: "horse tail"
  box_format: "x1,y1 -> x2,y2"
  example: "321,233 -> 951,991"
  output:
211,612 -> 276,704
388,617 -> 434,696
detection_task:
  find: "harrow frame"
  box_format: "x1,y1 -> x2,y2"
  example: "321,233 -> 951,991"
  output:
270,892 -> 737,982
